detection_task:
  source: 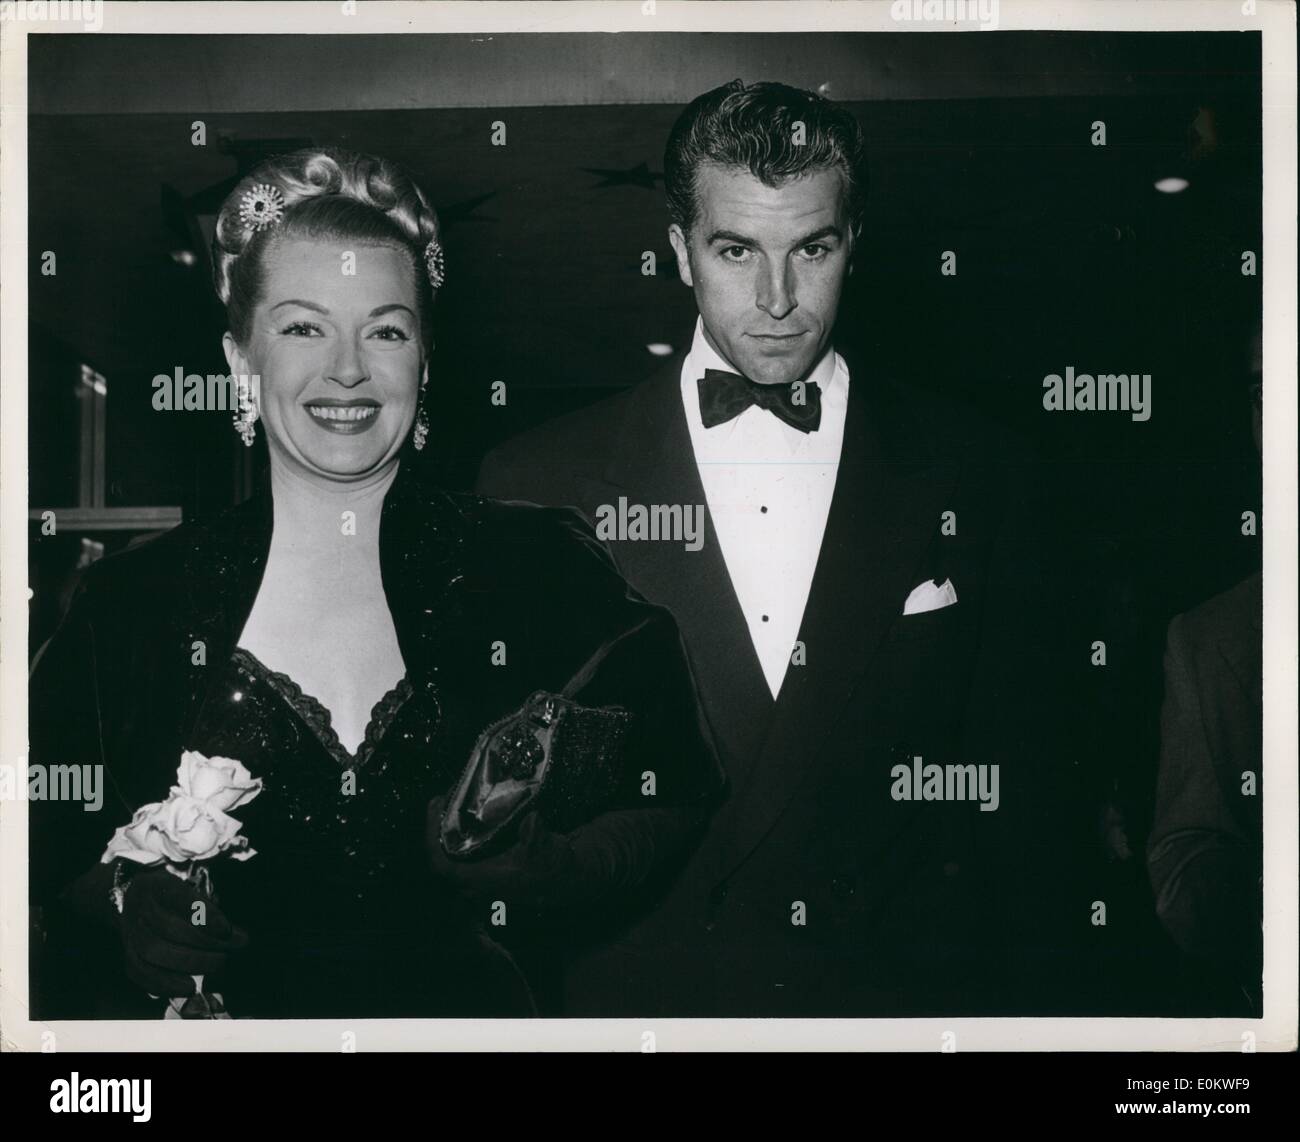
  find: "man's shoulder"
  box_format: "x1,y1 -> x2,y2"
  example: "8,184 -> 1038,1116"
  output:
863,371 -> 1025,466
483,385 -> 639,470
1171,571 -> 1261,660
484,357 -> 684,469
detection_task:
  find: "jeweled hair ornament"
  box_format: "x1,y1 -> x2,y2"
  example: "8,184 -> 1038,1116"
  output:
238,184 -> 286,232
424,239 -> 446,289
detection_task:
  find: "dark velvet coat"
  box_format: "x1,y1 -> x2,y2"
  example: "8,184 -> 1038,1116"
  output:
28,459 -> 721,1018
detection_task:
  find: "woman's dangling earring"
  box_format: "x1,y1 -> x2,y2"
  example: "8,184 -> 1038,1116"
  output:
412,400 -> 430,451
233,375 -> 258,447
411,341 -> 434,452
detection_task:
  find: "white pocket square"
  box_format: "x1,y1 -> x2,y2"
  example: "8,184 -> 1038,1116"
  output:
902,577 -> 958,615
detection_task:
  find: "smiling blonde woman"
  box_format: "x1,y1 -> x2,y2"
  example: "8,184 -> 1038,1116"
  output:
29,148 -> 721,1020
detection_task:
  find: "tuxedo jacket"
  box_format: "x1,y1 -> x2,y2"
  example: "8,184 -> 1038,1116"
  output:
477,350 -> 1052,1016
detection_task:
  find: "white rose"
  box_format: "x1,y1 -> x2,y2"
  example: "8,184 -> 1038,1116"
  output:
158,795 -> 247,861
102,800 -> 182,865
173,751 -> 262,813
102,795 -> 251,866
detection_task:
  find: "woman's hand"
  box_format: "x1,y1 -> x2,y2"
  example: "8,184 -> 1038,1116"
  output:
426,794 -> 706,923
426,795 -> 583,913
116,865 -> 248,997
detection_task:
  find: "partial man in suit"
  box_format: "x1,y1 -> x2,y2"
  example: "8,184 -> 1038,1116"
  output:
478,79 -> 1070,1016
1147,332 -> 1264,1015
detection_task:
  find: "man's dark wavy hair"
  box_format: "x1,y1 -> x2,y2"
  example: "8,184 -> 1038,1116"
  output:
664,79 -> 869,242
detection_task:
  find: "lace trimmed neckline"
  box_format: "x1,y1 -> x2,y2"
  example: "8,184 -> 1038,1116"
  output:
231,646 -> 414,770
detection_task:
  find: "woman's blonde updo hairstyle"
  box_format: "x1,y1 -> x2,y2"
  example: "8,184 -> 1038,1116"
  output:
213,147 -> 441,349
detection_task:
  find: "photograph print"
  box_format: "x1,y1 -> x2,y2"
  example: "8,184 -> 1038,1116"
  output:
3,1 -> 1294,1049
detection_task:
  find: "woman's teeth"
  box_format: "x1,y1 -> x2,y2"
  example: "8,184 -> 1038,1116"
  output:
307,406 -> 378,422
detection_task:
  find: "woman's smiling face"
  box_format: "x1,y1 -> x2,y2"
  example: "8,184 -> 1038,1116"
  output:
224,237 -> 424,483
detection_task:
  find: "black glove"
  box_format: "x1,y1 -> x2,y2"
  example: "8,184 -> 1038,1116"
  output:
427,795 -> 585,917
426,794 -> 706,924
115,864 -> 248,998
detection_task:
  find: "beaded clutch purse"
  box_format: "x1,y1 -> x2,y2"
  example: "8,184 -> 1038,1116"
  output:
439,690 -> 633,858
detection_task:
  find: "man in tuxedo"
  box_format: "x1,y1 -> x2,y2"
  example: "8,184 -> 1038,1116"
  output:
477,80 -> 1058,1016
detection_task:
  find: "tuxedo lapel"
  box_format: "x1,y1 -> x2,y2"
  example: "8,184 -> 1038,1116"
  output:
579,358 -> 774,777
708,373 -> 960,883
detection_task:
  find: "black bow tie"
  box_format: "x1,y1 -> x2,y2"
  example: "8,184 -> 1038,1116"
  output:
697,368 -> 823,433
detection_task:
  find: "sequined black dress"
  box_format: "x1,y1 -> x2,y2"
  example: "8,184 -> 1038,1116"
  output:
184,647 -> 530,1018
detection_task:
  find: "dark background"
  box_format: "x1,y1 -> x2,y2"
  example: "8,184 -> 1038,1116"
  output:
26,31 -> 1262,1015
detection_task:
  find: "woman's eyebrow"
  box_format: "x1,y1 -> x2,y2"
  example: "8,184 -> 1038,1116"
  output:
267,300 -> 415,317
270,299 -> 329,313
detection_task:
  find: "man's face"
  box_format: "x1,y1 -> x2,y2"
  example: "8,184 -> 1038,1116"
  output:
669,162 -> 852,387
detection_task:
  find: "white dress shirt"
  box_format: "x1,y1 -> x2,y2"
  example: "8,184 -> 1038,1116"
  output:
679,317 -> 850,699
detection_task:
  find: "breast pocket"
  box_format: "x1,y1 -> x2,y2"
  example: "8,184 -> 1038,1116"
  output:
877,601 -> 977,733
887,599 -> 964,652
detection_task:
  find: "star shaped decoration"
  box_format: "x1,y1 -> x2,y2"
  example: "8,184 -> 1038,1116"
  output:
581,161 -> 663,190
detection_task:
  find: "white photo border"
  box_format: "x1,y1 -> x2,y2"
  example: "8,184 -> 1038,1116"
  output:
2,0 -> 1295,1053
